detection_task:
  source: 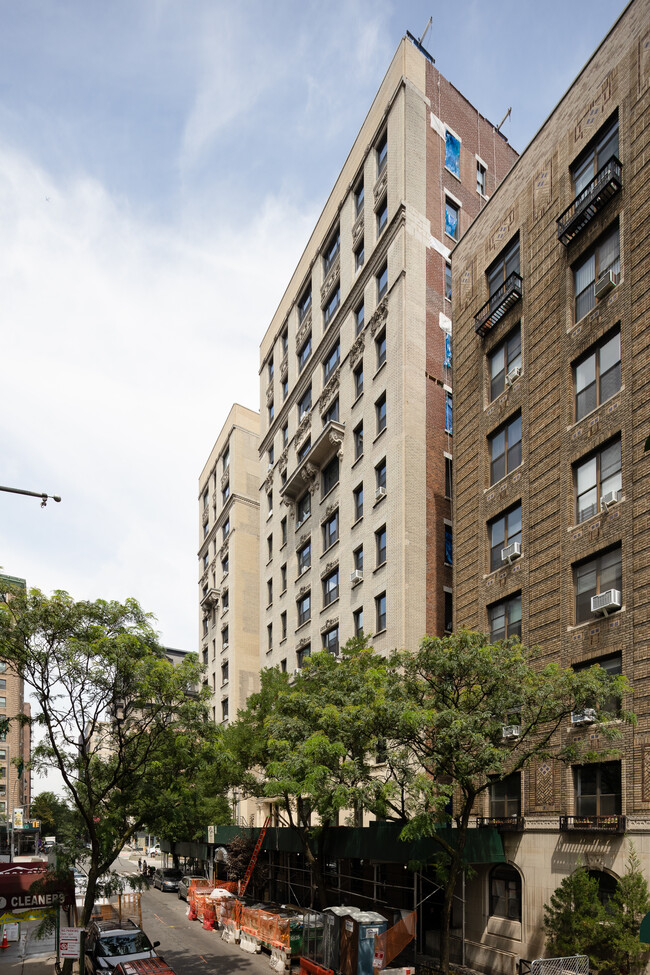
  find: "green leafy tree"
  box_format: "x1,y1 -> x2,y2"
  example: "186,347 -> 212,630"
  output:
0,584 -> 228,939
544,863 -> 606,965
389,630 -> 632,975
226,639 -> 396,907
31,791 -> 77,839
600,847 -> 650,975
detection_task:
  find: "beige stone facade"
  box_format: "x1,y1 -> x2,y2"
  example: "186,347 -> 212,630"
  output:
198,404 -> 260,728
258,37 -> 517,671
452,1 -> 650,969
0,575 -> 31,823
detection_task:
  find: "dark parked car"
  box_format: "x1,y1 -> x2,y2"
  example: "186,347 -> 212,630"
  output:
177,874 -> 205,901
84,918 -> 159,974
153,868 -> 183,892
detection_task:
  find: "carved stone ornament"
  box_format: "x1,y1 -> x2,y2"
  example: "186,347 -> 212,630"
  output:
369,298 -> 388,335
325,502 -> 337,517
220,470 -> 229,490
266,383 -> 274,406
328,430 -> 344,458
373,169 -> 388,206
278,450 -> 288,475
301,463 -> 318,494
297,637 -> 310,651
320,255 -> 341,304
299,532 -> 310,546
322,368 -> 340,405
264,470 -> 274,492
349,333 -> 365,367
219,540 -> 229,559
210,557 -> 217,571
211,489 -> 217,505
202,506 -> 209,525
323,561 -> 338,576
296,311 -> 312,349
296,411 -> 312,442
279,354 -> 288,382
298,585 -> 310,598
321,617 -> 339,633
352,212 -> 364,245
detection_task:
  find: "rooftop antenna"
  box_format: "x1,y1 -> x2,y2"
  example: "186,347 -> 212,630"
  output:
497,107 -> 512,132
406,17 -> 435,65
419,16 -> 432,46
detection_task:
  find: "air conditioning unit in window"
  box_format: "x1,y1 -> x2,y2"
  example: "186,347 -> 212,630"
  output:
375,486 -> 387,501
505,366 -> 522,388
350,569 -> 363,586
501,541 -> 522,564
591,589 -> 622,615
571,708 -> 597,726
267,463 -> 273,472
502,724 -> 521,739
595,269 -> 620,300
601,489 -> 622,510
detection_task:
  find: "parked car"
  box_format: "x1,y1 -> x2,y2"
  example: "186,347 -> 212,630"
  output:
153,868 -> 183,892
147,846 -> 160,857
84,918 -> 160,974
176,874 -> 205,902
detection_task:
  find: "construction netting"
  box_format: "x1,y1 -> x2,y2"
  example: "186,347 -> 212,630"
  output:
373,911 -> 416,971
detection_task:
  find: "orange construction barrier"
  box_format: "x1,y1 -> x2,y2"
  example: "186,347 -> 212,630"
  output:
300,958 -> 335,975
373,911 -> 417,971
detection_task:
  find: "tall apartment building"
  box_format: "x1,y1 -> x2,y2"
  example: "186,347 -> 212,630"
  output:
198,404 -> 260,726
258,36 -> 517,671
452,1 -> 650,969
0,574 -> 31,830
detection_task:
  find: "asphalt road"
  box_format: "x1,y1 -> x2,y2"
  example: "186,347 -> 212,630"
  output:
116,855 -> 273,975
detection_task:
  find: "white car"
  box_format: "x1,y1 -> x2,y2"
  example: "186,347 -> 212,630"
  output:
147,846 -> 160,857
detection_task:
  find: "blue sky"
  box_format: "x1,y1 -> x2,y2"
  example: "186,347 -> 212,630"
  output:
0,0 -> 628,658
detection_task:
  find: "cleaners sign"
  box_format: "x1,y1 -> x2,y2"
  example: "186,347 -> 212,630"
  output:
0,863 -> 73,914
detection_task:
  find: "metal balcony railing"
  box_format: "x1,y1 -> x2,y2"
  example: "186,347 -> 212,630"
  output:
476,815 -> 525,831
557,157 -> 622,246
475,272 -> 523,336
559,814 -> 626,833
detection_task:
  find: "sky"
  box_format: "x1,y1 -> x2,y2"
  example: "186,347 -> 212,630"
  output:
0,0 -> 629,664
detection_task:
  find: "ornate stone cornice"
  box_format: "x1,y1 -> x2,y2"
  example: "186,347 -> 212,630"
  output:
296,310 -> 312,348
298,585 -> 310,598
296,411 -> 312,443
373,169 -> 388,206
266,383 -> 274,406
369,298 -> 388,336
321,617 -> 339,633
278,448 -> 288,474
325,502 -> 338,517
302,463 -> 318,494
220,470 -> 230,490
320,254 -> 341,304
297,636 -> 311,651
321,371 -> 340,410
279,354 -> 288,382
349,332 -> 365,368
299,531 -> 311,546
352,212 -> 364,245
323,561 -> 338,576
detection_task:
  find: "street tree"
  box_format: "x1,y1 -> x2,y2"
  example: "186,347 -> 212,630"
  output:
600,847 -> 650,975
226,639 -> 395,907
543,863 -> 605,965
390,630 -> 631,975
0,584 -> 227,932
30,791 -> 78,840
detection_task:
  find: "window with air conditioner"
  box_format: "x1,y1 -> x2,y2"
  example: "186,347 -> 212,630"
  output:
574,223 -> 620,321
575,436 -> 621,523
574,545 -> 621,623
489,504 -> 522,571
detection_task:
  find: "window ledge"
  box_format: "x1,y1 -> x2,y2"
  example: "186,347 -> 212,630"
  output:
352,392 -> 364,408
352,516 -> 363,529
295,620 -> 311,634
567,607 -> 625,633
445,166 -> 461,183
484,463 -> 523,494
321,483 -> 339,505
373,361 -> 387,380
374,426 -> 387,445
266,558 -> 272,567
374,628 -> 387,637
280,587 -> 287,597
294,569 -> 311,584
352,453 -> 364,469
321,597 -> 340,613
373,562 -> 387,574
321,540 -> 339,559
566,386 -> 624,431
295,515 -> 311,532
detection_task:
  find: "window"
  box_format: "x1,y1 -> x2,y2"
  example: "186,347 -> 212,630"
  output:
573,115 -> 618,197
203,520 -> 209,539
221,554 -> 229,575
298,333 -> 312,372
574,652 -> 622,716
375,458 -> 386,491
323,626 -> 339,655
282,423 -> 289,449
489,413 -> 522,484
297,643 -> 311,667
298,286 -> 312,324
222,625 -> 229,649
323,398 -> 339,425
281,612 -> 287,641
445,393 -> 452,434
354,363 -> 364,399
477,160 -> 487,195
353,607 -> 364,637
574,329 -> 621,421
268,356 -> 274,382
222,482 -> 230,504
281,517 -> 287,546
323,569 -> 339,606
202,551 -> 209,571
222,446 -> 230,471
222,698 -> 229,722
376,392 -> 387,434
268,401 -> 274,424
355,302 -> 365,335
222,519 -> 230,541
297,592 -> 311,627
575,437 -> 621,523
202,488 -> 209,510
489,325 -> 522,401
354,546 -> 363,572
444,590 -> 453,634
375,526 -> 387,566
354,423 -> 363,461
445,456 -> 452,499
323,229 -> 340,276
489,505 -> 522,571
323,510 -> 339,550
490,865 -> 521,921
267,534 -> 273,561
281,327 -> 288,356
267,490 -> 273,516
575,546 -> 622,623
489,772 -> 521,818
353,484 -> 363,522
376,131 -> 387,175
281,563 -> 287,592
322,456 -> 339,495
375,592 -> 387,632
267,622 -> 273,650
354,179 -> 364,217
445,262 -> 452,301
323,285 -> 340,328
298,541 -> 311,575
298,438 -> 311,462
267,579 -> 273,606
298,387 -> 312,421
355,237 -> 365,271
268,446 -> 275,466
377,263 -> 388,301
222,589 -> 229,610
297,491 -> 311,525
376,329 -> 386,369
489,593 -> 522,642
221,661 -> 229,685
377,198 -> 388,235
575,223 -> 620,321
445,130 -> 460,178
575,761 -> 621,816
445,197 -> 460,240
444,523 -> 453,565
282,376 -> 288,400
